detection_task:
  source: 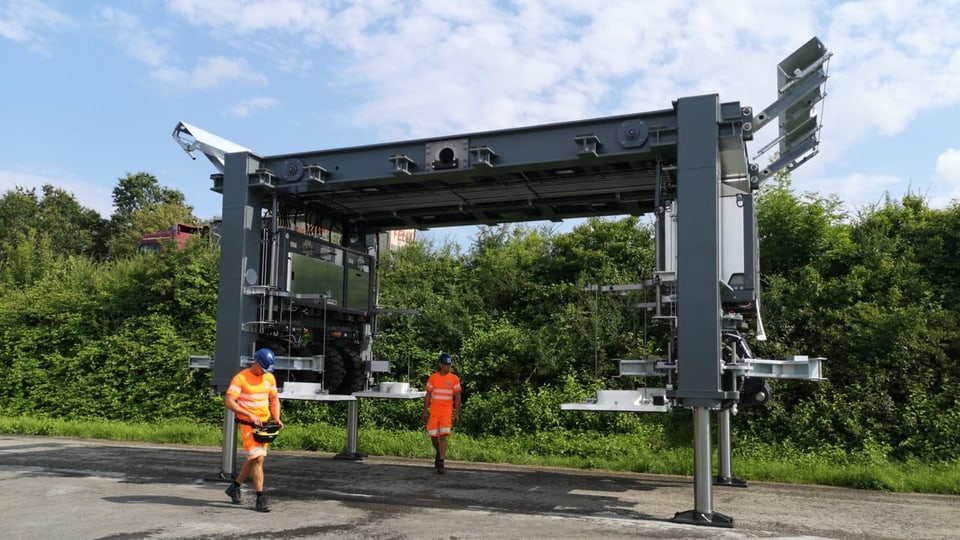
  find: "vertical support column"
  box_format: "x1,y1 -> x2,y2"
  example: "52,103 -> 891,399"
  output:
214,151 -> 266,477
691,407 -> 713,513
716,408 -> 731,482
714,408 -> 747,487
671,94 -> 734,528
336,399 -> 365,460
221,409 -> 238,479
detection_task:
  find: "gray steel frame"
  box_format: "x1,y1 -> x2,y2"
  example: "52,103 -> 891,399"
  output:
192,36 -> 829,528
211,94 -> 747,525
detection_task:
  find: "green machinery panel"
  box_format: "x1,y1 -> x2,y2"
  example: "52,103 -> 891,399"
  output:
275,228 -> 372,311
289,252 -> 344,305
344,251 -> 371,310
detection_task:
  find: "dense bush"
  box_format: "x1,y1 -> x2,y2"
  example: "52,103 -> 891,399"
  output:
1,180 -> 959,462
0,238 -> 221,424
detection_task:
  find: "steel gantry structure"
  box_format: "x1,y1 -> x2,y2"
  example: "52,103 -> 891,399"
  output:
176,37 -> 831,527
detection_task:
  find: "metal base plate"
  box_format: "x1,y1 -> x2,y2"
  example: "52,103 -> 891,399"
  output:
714,475 -> 748,488
672,510 -> 734,528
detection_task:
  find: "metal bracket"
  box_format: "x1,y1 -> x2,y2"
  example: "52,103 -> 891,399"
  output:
469,145 -> 497,168
574,134 -> 602,158
210,173 -> 225,193
561,389 -> 670,413
388,153 -> 417,175
304,164 -> 328,184
248,168 -> 277,189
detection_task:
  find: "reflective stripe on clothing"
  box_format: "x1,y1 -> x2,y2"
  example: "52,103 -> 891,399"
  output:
226,367 -> 278,424
426,408 -> 453,438
239,423 -> 268,459
425,372 -> 461,412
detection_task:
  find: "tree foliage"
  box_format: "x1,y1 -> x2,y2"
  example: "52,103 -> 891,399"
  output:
0,190 -> 219,423
747,189 -> 960,460
0,185 -> 108,259
106,172 -> 195,258
0,176 -> 214,422
1,174 -> 959,462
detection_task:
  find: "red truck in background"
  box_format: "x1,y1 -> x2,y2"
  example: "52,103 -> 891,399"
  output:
136,223 -> 211,254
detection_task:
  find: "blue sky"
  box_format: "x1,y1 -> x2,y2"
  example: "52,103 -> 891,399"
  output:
2,0 -> 959,249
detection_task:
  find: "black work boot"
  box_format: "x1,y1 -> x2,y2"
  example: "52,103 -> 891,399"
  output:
437,459 -> 445,475
255,494 -> 271,512
224,483 -> 241,504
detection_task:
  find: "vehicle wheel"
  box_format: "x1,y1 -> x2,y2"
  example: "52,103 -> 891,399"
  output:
290,345 -> 319,383
310,343 -> 345,393
336,346 -> 366,395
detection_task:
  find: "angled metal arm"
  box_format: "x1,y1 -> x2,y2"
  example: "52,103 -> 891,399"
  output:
172,121 -> 253,173
750,37 -> 832,183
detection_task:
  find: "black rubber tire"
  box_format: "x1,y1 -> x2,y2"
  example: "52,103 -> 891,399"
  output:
336,346 -> 366,395
289,345 -> 319,383
310,343 -> 345,393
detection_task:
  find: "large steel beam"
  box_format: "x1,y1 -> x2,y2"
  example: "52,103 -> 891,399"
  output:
671,94 -> 735,528
212,151 -> 269,478
212,151 -> 268,392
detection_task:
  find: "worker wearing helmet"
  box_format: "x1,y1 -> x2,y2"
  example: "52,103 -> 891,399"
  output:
223,347 -> 283,512
421,352 -> 462,474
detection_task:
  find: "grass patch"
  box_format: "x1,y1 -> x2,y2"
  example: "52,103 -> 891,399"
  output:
0,415 -> 223,446
2,414 -> 957,495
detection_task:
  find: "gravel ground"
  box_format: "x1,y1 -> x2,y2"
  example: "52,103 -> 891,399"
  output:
1,434 -> 957,539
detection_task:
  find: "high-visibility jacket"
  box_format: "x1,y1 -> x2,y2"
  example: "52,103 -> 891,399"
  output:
226,367 -> 278,424
426,372 -> 461,411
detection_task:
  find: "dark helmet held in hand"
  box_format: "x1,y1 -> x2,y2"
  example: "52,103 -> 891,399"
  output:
252,422 -> 283,443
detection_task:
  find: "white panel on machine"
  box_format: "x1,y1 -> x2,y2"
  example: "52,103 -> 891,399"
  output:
720,194 -> 746,287
662,201 -> 679,275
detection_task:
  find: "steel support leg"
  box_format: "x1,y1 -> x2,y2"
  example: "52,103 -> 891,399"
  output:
674,407 -> 734,527
218,409 -> 238,480
335,399 -> 365,460
715,408 -> 747,487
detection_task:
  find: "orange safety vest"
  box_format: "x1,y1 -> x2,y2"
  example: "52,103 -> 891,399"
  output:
226,368 -> 278,423
426,372 -> 461,411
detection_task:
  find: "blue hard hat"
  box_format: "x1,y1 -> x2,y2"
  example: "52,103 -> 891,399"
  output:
438,352 -> 453,365
254,348 -> 276,373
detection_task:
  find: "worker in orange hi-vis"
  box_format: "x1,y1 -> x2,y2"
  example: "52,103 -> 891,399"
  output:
223,348 -> 283,512
421,352 -> 462,474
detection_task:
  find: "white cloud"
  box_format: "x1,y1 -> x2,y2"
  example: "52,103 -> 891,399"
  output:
9,0 -> 960,221
167,0 -> 335,31
935,148 -> 960,180
0,0 -> 71,55
824,0 -> 960,152
150,55 -> 267,90
98,7 -> 170,68
250,0 -> 829,139
16,1 -> 959,150
194,56 -> 267,88
226,96 -> 280,118
930,148 -> 960,207
96,7 -> 266,91
152,0 -> 960,218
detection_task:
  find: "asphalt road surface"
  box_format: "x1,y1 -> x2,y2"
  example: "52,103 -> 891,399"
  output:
1,434 -> 958,539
